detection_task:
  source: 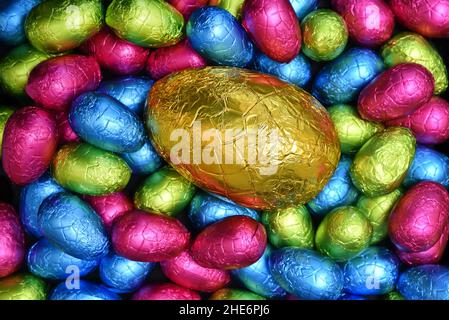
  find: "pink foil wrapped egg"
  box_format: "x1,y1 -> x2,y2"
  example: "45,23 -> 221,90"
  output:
132,283 -> 201,300
386,97 -> 449,144
81,28 -> 150,75
2,107 -> 58,185
390,0 -> 449,38
358,63 -> 435,121
242,0 -> 301,62
161,250 -> 231,292
54,111 -> 79,144
25,55 -> 102,112
112,210 -> 190,262
0,203 -> 25,278
190,216 -> 267,270
146,40 -> 207,80
167,0 -> 209,20
332,0 -> 395,47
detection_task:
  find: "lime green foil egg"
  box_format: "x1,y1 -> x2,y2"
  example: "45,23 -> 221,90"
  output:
381,32 -> 448,95
134,166 -> 196,216
0,106 -> 15,158
301,9 -> 348,62
210,0 -> 245,19
52,143 -> 131,195
210,288 -> 266,300
356,189 -> 403,244
0,274 -> 46,300
0,44 -> 52,97
386,291 -> 405,300
261,206 -> 314,249
106,0 -> 184,48
350,127 -> 415,197
328,104 -> 384,154
315,206 -> 372,262
25,0 -> 104,53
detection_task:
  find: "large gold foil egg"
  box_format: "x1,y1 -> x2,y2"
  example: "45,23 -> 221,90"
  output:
147,67 -> 341,210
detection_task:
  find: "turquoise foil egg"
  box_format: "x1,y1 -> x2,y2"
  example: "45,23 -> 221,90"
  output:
398,265 -> 449,300
120,139 -> 164,175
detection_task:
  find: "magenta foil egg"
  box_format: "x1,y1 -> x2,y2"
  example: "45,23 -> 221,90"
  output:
2,107 -> 58,185
82,28 -> 150,75
0,203 -> 25,278
390,0 -> 449,38
190,216 -> 267,270
146,40 -> 207,80
54,112 -> 79,144
242,0 -> 301,62
25,55 -> 102,112
358,63 -> 435,121
132,283 -> 201,300
386,97 -> 449,145
167,0 -> 209,20
332,0 -> 394,47
112,210 -> 190,262
161,250 -> 231,292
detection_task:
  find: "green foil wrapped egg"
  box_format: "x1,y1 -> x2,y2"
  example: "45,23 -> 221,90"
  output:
386,291 -> 404,300
381,32 -> 448,95
0,44 -> 52,97
25,0 -> 104,53
356,189 -> 403,244
209,0 -> 245,19
0,274 -> 46,300
301,9 -> 348,62
52,143 -> 131,195
328,104 -> 384,154
0,106 -> 15,158
315,206 -> 372,262
134,166 -> 196,216
350,127 -> 415,197
261,206 -> 314,249
106,0 -> 184,48
210,288 -> 266,300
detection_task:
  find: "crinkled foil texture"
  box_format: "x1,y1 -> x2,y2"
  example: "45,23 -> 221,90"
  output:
132,283 -> 200,300
0,274 -> 47,300
398,265 -> 449,300
167,0 -> 208,20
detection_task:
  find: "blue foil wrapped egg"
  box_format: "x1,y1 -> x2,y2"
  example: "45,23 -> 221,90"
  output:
27,239 -> 99,280
312,48 -> 384,105
343,247 -> 399,296
99,252 -> 155,293
188,191 -> 259,230
269,247 -> 344,300
404,145 -> 449,188
289,0 -> 318,20
120,139 -> 164,175
38,192 -> 109,260
19,172 -> 64,238
69,92 -> 145,153
308,155 -> 359,216
339,293 -> 367,300
187,6 -> 254,67
232,245 -> 287,299
96,76 -> 154,115
398,265 -> 449,300
50,280 -> 121,300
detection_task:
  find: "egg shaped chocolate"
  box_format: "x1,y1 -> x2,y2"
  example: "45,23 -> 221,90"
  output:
289,0 -> 318,20
50,280 -> 120,300
210,288 -> 266,300
209,0 -> 245,18
398,265 -> 449,300
0,274 -> 46,300
167,0 -> 208,20
132,283 -> 201,300
147,67 -> 340,210
121,139 -> 163,175
0,106 -> 14,157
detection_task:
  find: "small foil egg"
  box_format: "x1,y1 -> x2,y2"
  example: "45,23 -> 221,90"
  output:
106,0 -> 184,48
210,288 -> 266,300
81,27 -> 150,75
55,112 -> 79,144
0,274 -> 46,300
242,0 -> 301,62
328,104 -> 384,154
301,9 -> 348,62
112,210 -> 190,262
0,203 -> 25,278
2,106 -> 58,185
132,283 -> 201,300
386,291 -> 405,300
27,239 -> 98,280
0,106 -> 14,157
26,55 -> 102,112
343,247 -> 400,295
188,191 -> 259,230
38,192 -> 110,260
308,155 -> 359,216
99,252 -> 155,293
167,0 -> 208,20
120,139 -> 164,175
332,0 -> 394,47
231,245 -> 287,298
25,0 -> 104,53
261,206 -> 314,249
381,32 -> 448,95
398,265 -> 449,300
209,0 -> 245,18
69,92 -> 145,153
289,0 -> 318,20
161,250 -> 231,292
187,7 -> 254,67
312,48 -> 384,105
52,143 -> 131,195
358,63 -> 434,122
269,247 -> 343,300
350,127 -> 416,197
50,281 -> 120,300
190,216 -> 267,270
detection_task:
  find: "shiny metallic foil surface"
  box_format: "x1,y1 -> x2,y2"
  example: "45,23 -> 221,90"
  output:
0,274 -> 47,300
